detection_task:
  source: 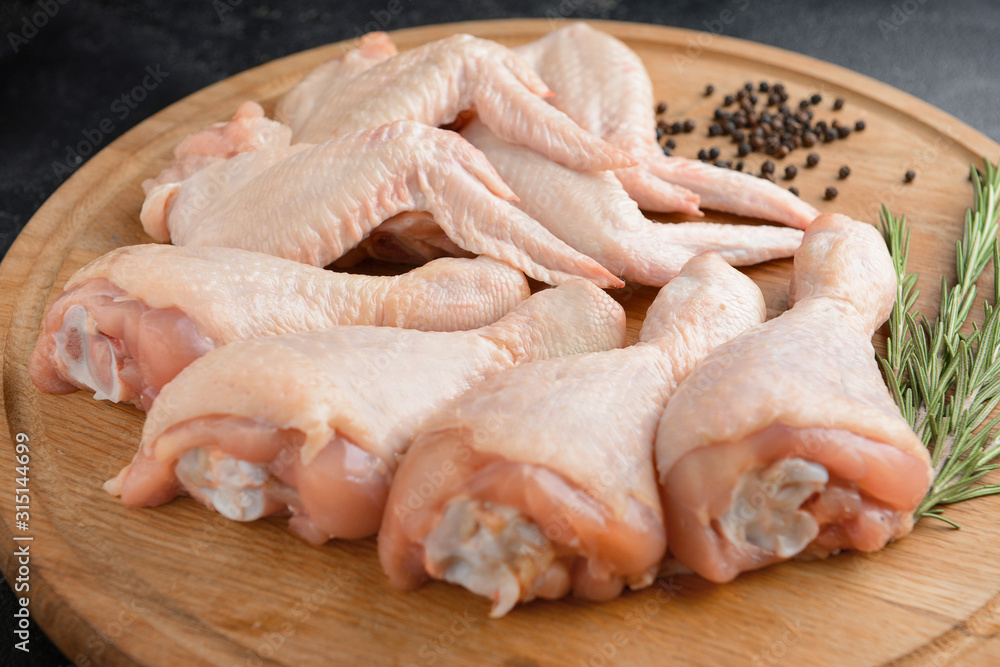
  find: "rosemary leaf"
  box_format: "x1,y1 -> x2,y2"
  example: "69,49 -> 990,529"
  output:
878,159 -> 1000,525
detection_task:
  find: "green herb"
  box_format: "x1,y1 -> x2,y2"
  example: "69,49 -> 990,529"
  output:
878,159 -> 1000,527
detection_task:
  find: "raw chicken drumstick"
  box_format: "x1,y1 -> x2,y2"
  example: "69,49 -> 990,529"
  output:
106,280 -> 626,544
379,253 -> 766,617
29,245 -> 529,411
462,119 -> 804,286
275,32 -> 634,173
655,214 -> 933,583
515,23 -> 821,228
141,118 -> 621,288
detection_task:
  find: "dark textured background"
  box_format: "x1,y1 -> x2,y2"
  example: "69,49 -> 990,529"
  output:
1,1 -> 998,664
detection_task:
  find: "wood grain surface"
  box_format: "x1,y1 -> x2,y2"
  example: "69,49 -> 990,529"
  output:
2,19 -> 999,667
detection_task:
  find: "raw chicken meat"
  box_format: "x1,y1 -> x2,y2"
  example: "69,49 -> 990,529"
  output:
515,23 -> 821,228
141,100 -> 292,224
141,118 -> 621,288
462,119 -> 804,285
275,32 -> 634,173
378,252 -> 766,617
106,280 -> 626,544
655,214 -> 934,583
29,244 -> 529,410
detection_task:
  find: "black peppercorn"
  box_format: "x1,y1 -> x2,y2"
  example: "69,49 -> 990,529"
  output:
683,119 -> 696,133
855,120 -> 866,131
839,166 -> 851,179
761,160 -> 775,175
655,101 -> 668,114
708,147 -> 721,159
705,84 -> 715,96
904,170 -> 916,183
788,186 -> 800,196
824,187 -> 838,200
833,97 -> 844,110
665,138 -> 676,149
806,152 -> 820,167
784,165 -> 798,180
810,93 -> 822,105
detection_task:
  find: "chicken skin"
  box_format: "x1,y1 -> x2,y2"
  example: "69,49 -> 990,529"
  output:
106,280 -> 626,545
516,23 -> 820,228
275,32 -> 633,173
142,118 -> 621,288
30,245 -> 529,410
379,253 -> 765,616
655,214 -> 933,583
462,119 -> 804,286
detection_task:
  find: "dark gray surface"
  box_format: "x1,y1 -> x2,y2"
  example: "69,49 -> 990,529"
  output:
1,1 -> 998,664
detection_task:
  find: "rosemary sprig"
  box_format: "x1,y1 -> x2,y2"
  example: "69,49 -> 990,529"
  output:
878,159 -> 1000,525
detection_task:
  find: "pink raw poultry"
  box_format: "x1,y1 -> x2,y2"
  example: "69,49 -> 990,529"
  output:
106,280 -> 626,544
275,32 -> 634,173
656,214 -> 933,583
515,23 -> 821,228
30,245 -> 529,410
379,253 -> 765,617
141,118 -> 621,287
462,119 -> 804,286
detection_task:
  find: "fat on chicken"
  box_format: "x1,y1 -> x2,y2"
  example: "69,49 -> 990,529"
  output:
515,23 -> 821,228
105,280 -> 626,544
141,117 -> 622,288
655,214 -> 933,583
29,245 -> 529,410
275,32 -> 634,173
462,119 -> 804,286
378,253 -> 766,616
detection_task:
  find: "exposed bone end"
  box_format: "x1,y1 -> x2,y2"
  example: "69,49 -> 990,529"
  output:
53,305 -> 138,404
176,448 -> 286,522
422,498 -> 572,618
718,458 -> 829,559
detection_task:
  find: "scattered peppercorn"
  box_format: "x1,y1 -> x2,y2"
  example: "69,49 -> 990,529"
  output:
735,160 -> 745,171
806,153 -> 820,167
759,81 -> 770,92
662,146 -> 672,156
855,120 -> 866,131
761,160 -> 775,175
776,145 -> 790,158
671,121 -> 682,134
802,132 -> 817,148
838,165 -> 851,179
788,186 -> 800,196
683,119 -> 696,133
744,81 -> 754,92
810,93 -> 822,105
833,97 -> 844,110
655,101 -> 668,114
824,187 -> 838,200
709,123 -> 722,137
708,147 -> 721,159
904,170 -> 916,183
697,149 -> 708,161
784,165 -> 798,180
837,126 -> 851,139
714,159 -> 731,169
705,84 -> 715,96
665,138 -> 676,149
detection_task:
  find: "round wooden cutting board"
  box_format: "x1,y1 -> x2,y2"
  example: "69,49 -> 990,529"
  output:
2,19 -> 999,667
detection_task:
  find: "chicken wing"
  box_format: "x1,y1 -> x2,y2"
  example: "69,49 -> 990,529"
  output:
655,214 -> 933,582
516,23 -> 820,228
275,32 -> 633,173
462,119 -> 804,285
30,245 -> 529,410
141,119 -> 621,288
106,280 -> 626,544
379,253 -> 765,616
